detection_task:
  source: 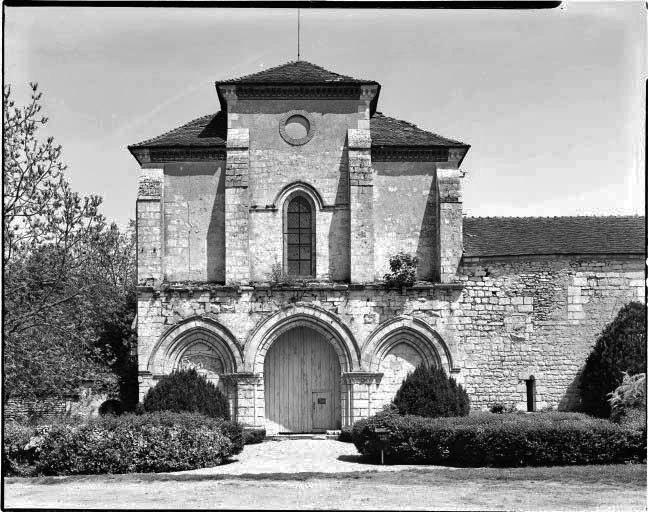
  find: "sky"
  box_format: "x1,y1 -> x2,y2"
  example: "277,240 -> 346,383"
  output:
4,3 -> 646,227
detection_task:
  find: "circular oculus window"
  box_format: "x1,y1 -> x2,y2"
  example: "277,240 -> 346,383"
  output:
279,110 -> 315,145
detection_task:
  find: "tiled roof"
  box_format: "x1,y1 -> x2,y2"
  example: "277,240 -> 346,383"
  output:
129,111 -> 226,149
463,216 -> 646,257
371,112 -> 468,147
130,111 -> 465,150
217,60 -> 378,84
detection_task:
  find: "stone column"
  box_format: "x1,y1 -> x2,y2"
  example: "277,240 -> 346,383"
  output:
342,372 -> 383,426
348,128 -> 374,283
136,168 -> 163,286
222,372 -> 263,428
437,168 -> 464,283
225,128 -> 250,284
137,370 -> 155,403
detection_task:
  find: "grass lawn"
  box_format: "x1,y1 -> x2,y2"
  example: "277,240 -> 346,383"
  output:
4,464 -> 646,510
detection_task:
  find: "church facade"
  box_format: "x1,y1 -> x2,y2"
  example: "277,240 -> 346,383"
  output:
129,61 -> 645,434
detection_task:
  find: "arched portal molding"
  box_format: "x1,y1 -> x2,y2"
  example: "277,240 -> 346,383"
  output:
147,316 -> 243,375
245,304 -> 361,373
273,181 -> 325,211
363,316 -> 456,372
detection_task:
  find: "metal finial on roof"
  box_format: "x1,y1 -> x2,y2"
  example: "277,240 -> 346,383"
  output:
297,8 -> 301,61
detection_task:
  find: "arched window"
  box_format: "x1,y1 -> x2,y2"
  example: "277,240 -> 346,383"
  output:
284,195 -> 315,277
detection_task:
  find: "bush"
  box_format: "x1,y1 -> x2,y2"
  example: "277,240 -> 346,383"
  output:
393,365 -> 470,418
579,302 -> 647,418
243,428 -> 266,445
609,372 -> 646,429
383,252 -> 418,288
351,410 -> 646,467
3,422 -> 38,476
33,412 -> 240,475
142,369 -> 230,420
338,426 -> 354,443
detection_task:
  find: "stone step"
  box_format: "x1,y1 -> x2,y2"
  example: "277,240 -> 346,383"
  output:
268,433 -> 328,440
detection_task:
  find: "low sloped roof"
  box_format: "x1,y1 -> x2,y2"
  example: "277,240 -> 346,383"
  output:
371,112 -> 468,147
129,111 -> 465,150
463,216 -> 646,257
129,111 -> 227,149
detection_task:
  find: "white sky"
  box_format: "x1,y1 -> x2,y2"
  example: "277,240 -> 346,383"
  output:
4,3 -> 646,226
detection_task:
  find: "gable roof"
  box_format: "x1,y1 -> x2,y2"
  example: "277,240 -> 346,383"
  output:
463,216 -> 646,257
371,112 -> 468,147
217,60 -> 378,85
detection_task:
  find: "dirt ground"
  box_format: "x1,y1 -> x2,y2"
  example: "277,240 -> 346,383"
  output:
4,439 -> 646,511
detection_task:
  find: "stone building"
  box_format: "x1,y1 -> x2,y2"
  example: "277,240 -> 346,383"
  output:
129,61 -> 645,434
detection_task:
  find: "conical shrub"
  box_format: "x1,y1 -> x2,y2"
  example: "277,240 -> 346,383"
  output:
142,368 -> 230,420
579,301 -> 647,418
392,364 -> 470,418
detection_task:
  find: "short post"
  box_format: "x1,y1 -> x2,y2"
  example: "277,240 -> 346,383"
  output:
374,427 -> 389,465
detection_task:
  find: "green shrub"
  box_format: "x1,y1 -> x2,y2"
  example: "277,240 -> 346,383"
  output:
142,369 -> 230,420
393,365 -> 470,418
609,372 -> 646,429
338,426 -> 354,443
3,422 -> 38,476
33,412 -> 239,475
579,302 -> 647,418
351,410 -> 646,467
243,428 -> 266,445
383,252 -> 418,288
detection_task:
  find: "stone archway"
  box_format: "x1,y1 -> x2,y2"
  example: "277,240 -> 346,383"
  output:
264,326 -> 341,433
362,316 -> 456,411
243,305 -> 361,433
144,317 -> 243,403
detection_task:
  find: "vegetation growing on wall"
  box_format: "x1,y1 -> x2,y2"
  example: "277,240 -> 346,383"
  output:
579,301 -> 647,418
383,252 -> 419,288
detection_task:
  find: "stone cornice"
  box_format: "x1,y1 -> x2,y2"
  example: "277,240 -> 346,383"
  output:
372,146 -> 450,162
136,281 -> 464,295
148,147 -> 226,162
235,83 -> 362,100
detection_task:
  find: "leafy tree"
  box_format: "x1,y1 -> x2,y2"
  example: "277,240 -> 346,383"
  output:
3,83 -> 137,405
143,369 -> 231,420
393,364 -> 470,418
579,301 -> 647,418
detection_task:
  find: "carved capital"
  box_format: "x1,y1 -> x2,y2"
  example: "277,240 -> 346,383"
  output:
342,371 -> 383,385
137,168 -> 163,200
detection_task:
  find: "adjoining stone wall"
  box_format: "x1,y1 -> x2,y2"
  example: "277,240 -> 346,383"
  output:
138,253 -> 643,427
457,254 -> 644,410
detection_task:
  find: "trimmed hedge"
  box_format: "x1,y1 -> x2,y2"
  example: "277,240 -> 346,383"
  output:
143,369 -> 230,420
352,410 -> 646,467
393,365 -> 470,418
6,412 -> 243,476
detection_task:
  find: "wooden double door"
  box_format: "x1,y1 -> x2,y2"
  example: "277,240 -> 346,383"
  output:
264,326 -> 341,433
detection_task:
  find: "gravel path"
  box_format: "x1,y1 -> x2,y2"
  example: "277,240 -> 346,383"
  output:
175,438 -> 450,475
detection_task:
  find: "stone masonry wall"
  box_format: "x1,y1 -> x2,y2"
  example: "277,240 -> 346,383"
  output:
138,252 -> 643,426
456,254 -> 644,410
373,161 -> 439,281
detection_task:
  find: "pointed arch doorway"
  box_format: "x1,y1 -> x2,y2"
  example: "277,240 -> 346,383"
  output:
264,326 -> 341,433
